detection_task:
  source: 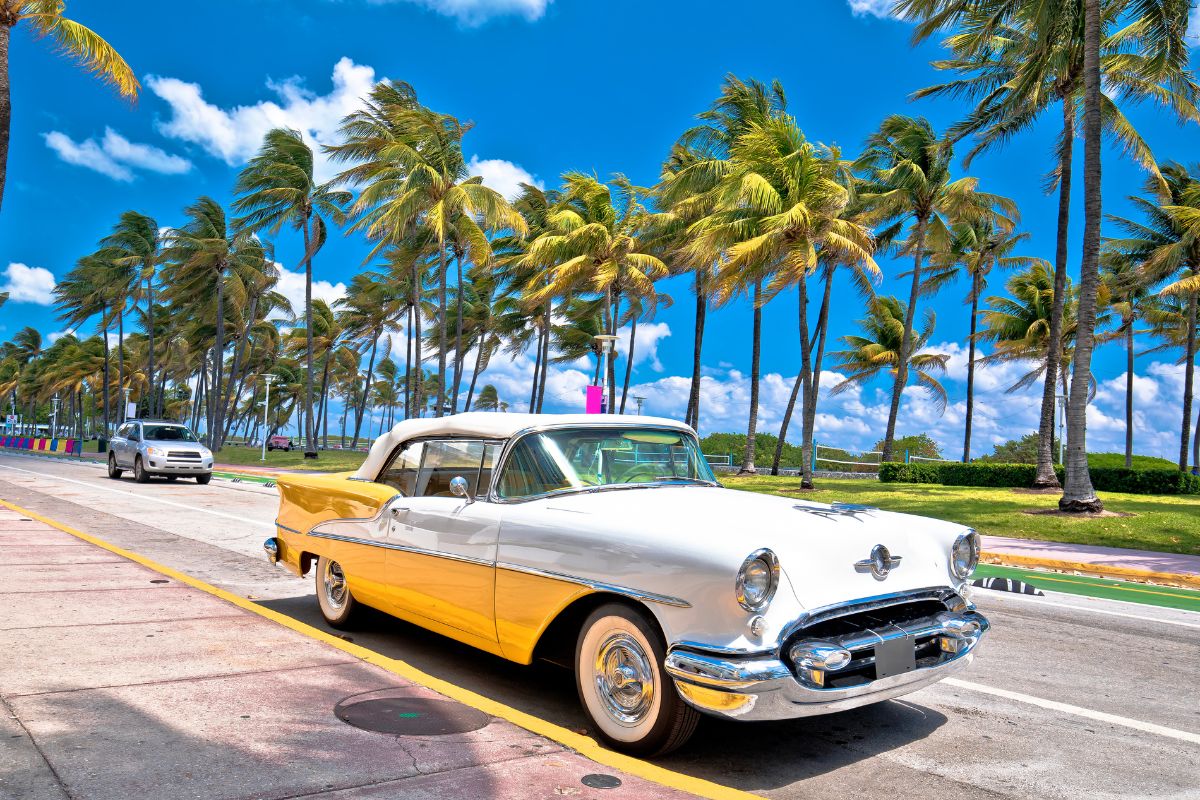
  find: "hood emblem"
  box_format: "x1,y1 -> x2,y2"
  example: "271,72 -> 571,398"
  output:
856,544 -> 902,580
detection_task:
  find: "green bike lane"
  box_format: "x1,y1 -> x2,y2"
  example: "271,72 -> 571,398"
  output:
974,562 -> 1200,613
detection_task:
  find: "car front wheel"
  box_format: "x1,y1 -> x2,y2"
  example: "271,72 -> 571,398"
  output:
134,457 -> 149,484
107,454 -> 122,480
575,603 -> 700,756
315,556 -> 359,629
196,473 -> 211,485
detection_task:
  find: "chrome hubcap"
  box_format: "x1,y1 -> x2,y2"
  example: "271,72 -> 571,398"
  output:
323,561 -> 347,611
593,632 -> 654,726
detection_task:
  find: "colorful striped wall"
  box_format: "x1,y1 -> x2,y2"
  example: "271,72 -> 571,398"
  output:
0,436 -> 79,455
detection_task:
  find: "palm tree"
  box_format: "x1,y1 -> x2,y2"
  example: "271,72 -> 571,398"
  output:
921,219 -> 1037,461
831,297 -> 951,418
53,251 -> 116,435
1144,295 -> 1199,471
101,211 -> 163,416
336,271 -> 397,447
330,84 -> 526,415
901,0 -> 1200,489
233,127 -> 350,455
1106,163 -> 1200,472
856,115 -> 1015,462
1099,250 -> 1159,467
161,197 -> 266,449
0,1 -> 138,210
474,384 -> 500,411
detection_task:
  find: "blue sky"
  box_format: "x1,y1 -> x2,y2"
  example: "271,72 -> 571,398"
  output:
2,0 -> 1199,459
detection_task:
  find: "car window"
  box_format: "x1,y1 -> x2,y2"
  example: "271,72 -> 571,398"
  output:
127,425 -> 141,441
415,440 -> 489,498
142,424 -> 197,442
496,436 -> 573,499
377,441 -> 425,496
115,424 -> 129,439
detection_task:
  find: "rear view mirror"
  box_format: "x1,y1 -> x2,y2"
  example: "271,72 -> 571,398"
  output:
450,475 -> 474,504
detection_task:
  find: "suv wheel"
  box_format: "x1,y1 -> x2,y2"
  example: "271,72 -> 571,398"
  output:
107,453 -> 123,480
134,456 -> 150,484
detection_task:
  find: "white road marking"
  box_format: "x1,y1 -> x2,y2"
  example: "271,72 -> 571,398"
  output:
978,587 -> 1200,629
944,678 -> 1200,746
0,462 -> 276,532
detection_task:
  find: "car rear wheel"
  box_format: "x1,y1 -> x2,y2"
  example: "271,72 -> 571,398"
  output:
196,473 -> 211,485
315,556 -> 359,629
134,457 -> 149,484
107,454 -> 123,480
575,603 -> 699,756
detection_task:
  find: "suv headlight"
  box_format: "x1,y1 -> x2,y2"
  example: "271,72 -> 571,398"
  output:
146,446 -> 164,456
735,549 -> 779,612
951,531 -> 981,579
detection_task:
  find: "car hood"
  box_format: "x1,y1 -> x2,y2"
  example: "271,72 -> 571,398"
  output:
524,485 -> 967,611
145,440 -> 208,450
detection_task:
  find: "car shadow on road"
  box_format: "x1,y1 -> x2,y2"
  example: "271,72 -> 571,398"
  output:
256,595 -> 950,791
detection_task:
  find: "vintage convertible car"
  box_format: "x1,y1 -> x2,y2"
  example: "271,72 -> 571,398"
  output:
266,413 -> 988,755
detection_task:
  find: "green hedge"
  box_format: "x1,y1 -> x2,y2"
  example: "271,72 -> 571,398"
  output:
880,461 -> 1199,495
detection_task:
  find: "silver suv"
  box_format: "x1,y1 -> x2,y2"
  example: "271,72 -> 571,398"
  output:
107,420 -> 214,484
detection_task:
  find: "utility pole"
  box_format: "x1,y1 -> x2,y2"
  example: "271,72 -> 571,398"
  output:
593,334 -> 618,414
260,374 -> 278,462
634,395 -> 646,416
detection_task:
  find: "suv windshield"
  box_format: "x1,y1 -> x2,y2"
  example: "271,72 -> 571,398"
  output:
142,424 -> 198,443
497,427 -> 717,500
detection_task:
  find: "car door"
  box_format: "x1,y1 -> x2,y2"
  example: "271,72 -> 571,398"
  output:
381,439 -> 503,646
113,424 -> 133,467
124,423 -> 142,467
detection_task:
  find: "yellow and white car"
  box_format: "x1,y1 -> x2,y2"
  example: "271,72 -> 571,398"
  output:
266,412 -> 988,755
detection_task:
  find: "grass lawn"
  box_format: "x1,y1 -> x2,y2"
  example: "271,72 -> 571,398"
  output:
723,475 -> 1200,556
213,445 -> 368,472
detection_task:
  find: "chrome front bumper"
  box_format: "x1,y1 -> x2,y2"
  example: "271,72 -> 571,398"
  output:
664,608 -> 989,722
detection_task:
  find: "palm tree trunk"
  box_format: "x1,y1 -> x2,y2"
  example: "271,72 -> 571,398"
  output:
319,352 -> 332,449
1035,97 -> 1076,488
686,268 -> 707,430
963,270 -> 981,462
465,345 -> 484,412
145,274 -> 156,417
436,242 -> 448,417
800,266 -> 834,490
302,216 -> 317,454
1060,0 -> 1103,513
619,316 -> 638,414
451,252 -> 464,413
740,278 -> 763,474
882,219 -> 926,462
528,324 -> 543,411
773,280 -> 810,477
117,309 -> 126,417
219,295 -> 257,447
608,291 -> 621,413
212,276 -> 226,450
536,303 -> 551,413
0,24 -> 10,213
404,303 -> 414,419
101,305 -> 111,438
1180,288 -> 1197,472
351,332 -> 379,447
412,266 -> 424,417
1125,315 -> 1134,469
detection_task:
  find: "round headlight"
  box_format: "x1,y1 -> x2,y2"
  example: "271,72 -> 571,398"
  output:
951,531 -> 980,579
736,549 -> 779,612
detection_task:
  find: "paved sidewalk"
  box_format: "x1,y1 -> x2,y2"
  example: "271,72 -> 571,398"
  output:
981,534 -> 1200,586
0,508 -> 702,800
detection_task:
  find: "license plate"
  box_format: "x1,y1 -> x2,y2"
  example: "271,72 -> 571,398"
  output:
875,636 -> 916,679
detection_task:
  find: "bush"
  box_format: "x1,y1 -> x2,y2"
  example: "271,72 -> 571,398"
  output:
881,460 -> 1200,495
1087,453 -> 1178,470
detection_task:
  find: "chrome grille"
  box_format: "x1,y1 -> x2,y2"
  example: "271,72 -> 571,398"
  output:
168,451 -> 202,460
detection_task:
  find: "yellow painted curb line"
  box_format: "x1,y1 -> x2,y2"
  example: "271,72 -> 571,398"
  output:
0,499 -> 762,800
981,551 -> 1200,590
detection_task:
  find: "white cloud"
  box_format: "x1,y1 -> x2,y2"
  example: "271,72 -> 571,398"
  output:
372,0 -> 551,25
1,263 -> 57,305
847,0 -> 901,19
272,263 -> 348,318
48,329 -> 76,344
614,321 -> 671,372
42,128 -> 191,181
148,57 -> 378,182
467,155 -> 542,201
1189,6 -> 1200,46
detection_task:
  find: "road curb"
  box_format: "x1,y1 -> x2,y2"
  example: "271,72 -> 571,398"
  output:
981,551 -> 1200,590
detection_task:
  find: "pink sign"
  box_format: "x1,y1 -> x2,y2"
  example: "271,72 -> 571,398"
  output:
586,385 -> 604,414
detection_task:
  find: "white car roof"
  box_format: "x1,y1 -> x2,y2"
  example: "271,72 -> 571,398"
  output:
354,412 -> 694,480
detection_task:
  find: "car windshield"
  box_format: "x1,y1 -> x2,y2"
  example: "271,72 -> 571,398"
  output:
142,424 -> 198,443
496,427 -> 718,500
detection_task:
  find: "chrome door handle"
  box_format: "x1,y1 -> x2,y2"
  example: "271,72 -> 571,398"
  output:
390,506 -> 410,516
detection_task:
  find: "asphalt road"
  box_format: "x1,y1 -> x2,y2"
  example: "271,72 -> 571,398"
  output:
2,451 -> 1197,800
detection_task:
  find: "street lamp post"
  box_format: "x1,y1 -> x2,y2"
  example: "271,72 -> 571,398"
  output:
260,374 -> 278,462
51,394 -> 60,439
633,395 -> 646,416
122,388 -> 132,422
593,334 -> 619,414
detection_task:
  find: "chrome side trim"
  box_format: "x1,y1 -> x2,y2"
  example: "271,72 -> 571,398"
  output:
307,530 -> 494,568
495,561 -> 692,609
274,521 -> 302,536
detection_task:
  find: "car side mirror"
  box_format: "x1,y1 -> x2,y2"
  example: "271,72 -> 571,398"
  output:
449,476 -> 474,504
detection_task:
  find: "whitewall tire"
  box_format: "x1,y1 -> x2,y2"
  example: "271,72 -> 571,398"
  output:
575,603 -> 699,756
316,555 -> 359,629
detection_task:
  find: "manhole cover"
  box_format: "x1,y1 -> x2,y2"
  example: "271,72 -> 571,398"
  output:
335,690 -> 491,736
582,774 -> 622,789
